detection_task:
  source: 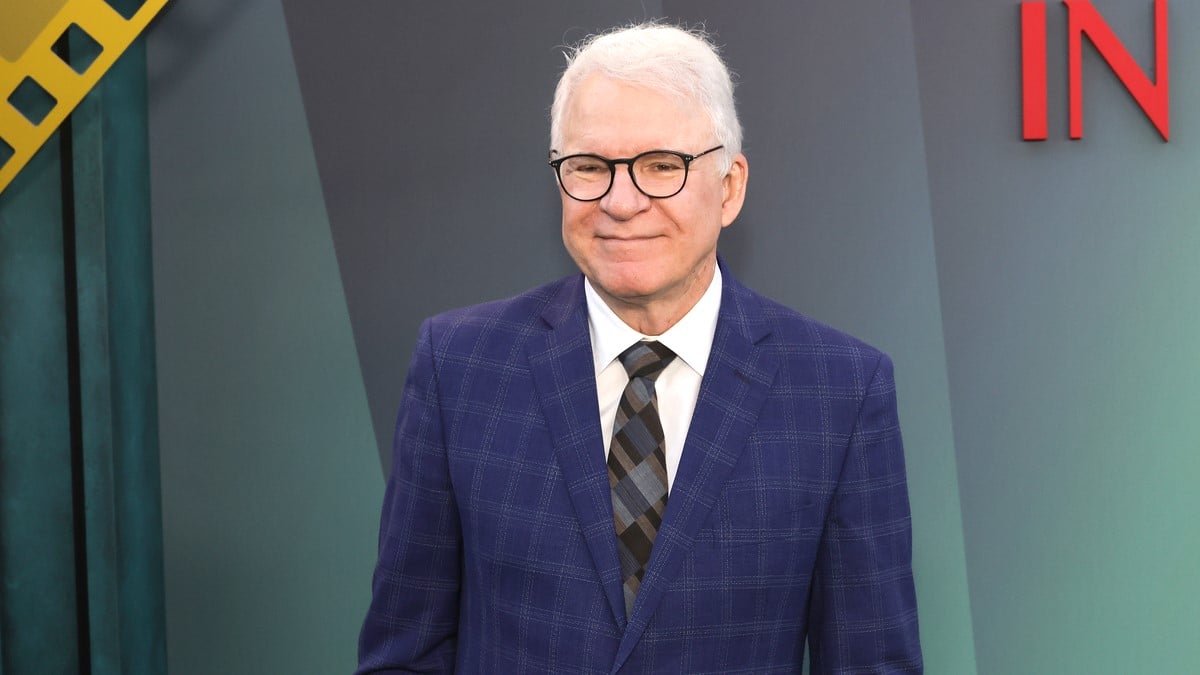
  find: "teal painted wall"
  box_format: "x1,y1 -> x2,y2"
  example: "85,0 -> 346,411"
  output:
912,2 -> 1200,672
146,2 -> 379,673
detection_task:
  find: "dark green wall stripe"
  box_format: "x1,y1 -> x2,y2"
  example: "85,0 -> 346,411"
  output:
59,79 -> 95,675
0,137 -> 81,675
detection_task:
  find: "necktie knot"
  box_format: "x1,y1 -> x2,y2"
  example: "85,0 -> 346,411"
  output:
618,341 -> 676,381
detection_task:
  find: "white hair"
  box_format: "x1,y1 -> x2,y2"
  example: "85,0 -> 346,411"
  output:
549,22 -> 742,173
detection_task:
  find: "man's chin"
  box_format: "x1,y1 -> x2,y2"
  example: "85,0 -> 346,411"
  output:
588,273 -> 663,307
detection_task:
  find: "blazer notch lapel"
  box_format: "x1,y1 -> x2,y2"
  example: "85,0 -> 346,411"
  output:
527,279 -> 628,629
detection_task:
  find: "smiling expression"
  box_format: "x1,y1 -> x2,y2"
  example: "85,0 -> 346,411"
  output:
557,74 -> 748,329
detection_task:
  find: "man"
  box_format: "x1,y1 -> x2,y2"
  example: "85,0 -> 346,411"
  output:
358,22 -> 921,674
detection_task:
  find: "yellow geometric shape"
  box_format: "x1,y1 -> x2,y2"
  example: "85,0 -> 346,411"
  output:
0,0 -> 169,195
0,0 -> 72,63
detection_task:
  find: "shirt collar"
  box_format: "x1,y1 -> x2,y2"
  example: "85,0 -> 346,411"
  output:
584,265 -> 722,377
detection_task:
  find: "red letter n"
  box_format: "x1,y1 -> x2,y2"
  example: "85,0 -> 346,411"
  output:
1066,0 -> 1169,141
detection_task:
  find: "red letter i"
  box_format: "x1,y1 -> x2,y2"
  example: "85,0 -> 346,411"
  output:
1022,2 -> 1049,140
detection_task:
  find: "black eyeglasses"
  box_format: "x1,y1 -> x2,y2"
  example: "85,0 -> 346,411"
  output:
548,145 -> 724,202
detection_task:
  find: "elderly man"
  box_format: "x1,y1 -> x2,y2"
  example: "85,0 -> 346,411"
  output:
357,22 -> 922,674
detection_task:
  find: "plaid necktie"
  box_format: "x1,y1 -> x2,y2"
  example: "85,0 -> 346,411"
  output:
607,340 -> 676,617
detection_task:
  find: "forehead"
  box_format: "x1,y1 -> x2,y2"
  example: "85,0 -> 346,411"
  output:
560,74 -> 711,154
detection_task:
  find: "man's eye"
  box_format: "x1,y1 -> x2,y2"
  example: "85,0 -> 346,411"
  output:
565,158 -> 608,175
639,154 -> 685,173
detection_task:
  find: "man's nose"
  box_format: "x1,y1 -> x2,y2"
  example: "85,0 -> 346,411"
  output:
600,165 -> 651,219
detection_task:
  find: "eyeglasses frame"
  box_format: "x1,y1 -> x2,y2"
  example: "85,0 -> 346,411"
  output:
547,144 -> 725,202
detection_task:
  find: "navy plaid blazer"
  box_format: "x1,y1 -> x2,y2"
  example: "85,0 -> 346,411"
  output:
357,267 -> 922,674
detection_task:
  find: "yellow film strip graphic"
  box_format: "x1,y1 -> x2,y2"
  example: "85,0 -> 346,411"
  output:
0,0 -> 168,195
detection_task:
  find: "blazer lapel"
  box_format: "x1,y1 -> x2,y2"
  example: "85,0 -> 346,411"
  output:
612,274 -> 780,672
526,276 -> 628,630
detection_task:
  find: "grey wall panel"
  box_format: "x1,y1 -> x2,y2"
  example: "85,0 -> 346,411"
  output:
281,0 -> 664,472
285,1 -> 974,670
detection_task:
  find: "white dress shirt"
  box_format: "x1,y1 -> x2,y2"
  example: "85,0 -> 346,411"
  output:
585,266 -> 722,493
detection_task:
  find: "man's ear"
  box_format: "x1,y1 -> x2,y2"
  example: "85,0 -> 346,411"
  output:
721,153 -> 748,227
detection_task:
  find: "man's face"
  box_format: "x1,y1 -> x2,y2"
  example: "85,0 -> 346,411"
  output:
558,74 -> 747,318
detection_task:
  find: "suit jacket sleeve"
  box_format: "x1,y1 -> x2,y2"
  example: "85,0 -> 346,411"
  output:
807,352 -> 923,674
357,319 -> 461,674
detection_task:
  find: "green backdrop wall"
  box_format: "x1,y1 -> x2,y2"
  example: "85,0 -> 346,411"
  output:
146,1 -> 1199,673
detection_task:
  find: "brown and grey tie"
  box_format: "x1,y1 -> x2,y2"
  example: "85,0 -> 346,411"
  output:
607,340 -> 676,617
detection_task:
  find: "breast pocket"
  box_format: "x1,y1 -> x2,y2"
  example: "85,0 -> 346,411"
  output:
694,487 -> 822,548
